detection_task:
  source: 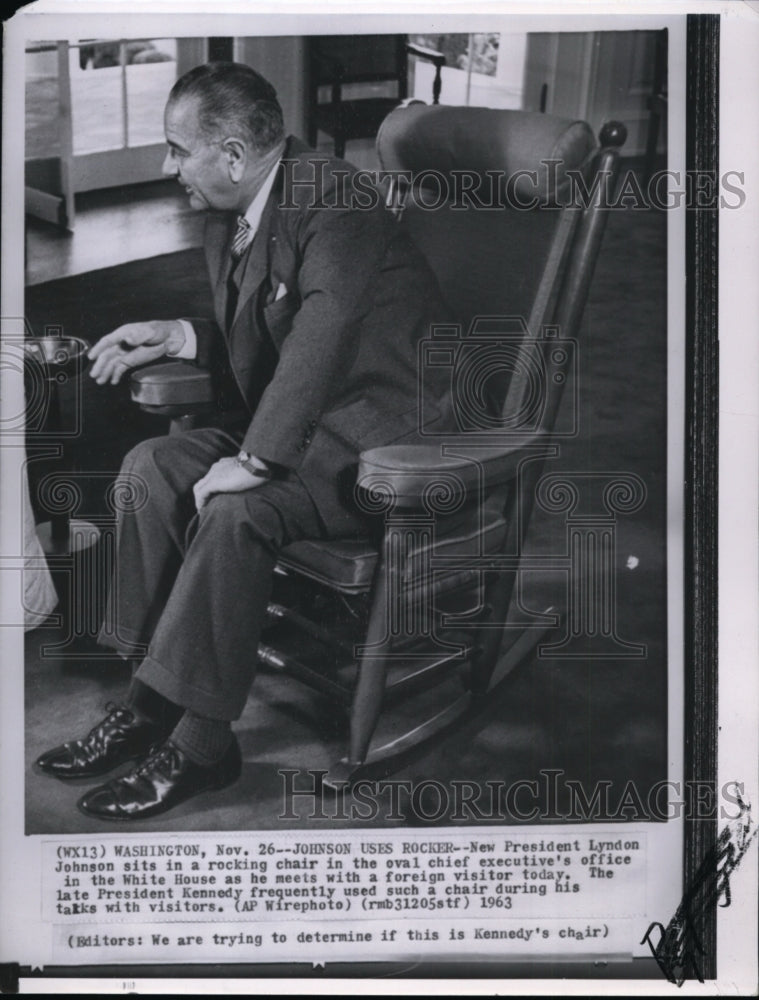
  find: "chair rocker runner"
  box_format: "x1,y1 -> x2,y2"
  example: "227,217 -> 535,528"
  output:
131,104 -> 627,790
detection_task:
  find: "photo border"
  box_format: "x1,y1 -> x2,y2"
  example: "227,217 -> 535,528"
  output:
682,11 -> 719,983
0,4 -> 736,993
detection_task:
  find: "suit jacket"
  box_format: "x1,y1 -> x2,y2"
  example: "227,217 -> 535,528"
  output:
187,136 -> 452,529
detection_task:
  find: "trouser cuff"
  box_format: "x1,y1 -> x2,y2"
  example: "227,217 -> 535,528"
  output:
135,654 -> 245,722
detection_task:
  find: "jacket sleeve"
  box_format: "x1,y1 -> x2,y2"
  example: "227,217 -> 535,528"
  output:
176,317 -> 222,370
176,213 -> 231,369
241,200 -> 390,471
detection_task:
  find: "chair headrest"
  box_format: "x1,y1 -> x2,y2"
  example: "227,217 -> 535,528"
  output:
377,104 -> 597,206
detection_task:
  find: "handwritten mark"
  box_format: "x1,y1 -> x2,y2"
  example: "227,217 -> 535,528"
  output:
641,788 -> 758,986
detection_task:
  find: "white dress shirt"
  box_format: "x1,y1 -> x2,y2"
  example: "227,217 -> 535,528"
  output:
172,158 -> 282,359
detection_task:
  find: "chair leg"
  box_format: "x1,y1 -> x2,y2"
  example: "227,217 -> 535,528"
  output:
469,569 -> 519,696
350,648 -> 391,754
347,573 -> 394,764
169,413 -> 201,435
484,609 -> 556,692
320,552 -> 395,790
321,667 -> 391,792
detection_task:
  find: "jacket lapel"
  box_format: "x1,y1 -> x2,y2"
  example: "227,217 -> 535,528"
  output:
205,200 -> 275,337
203,213 -> 232,332
210,143 -> 320,337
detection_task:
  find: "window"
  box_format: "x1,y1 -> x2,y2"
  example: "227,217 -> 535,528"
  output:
71,39 -> 178,153
409,32 -> 527,109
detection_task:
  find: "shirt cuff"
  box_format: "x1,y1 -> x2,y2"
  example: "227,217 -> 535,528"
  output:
169,320 -> 197,360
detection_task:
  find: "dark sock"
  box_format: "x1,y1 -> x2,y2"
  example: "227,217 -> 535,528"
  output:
170,711 -> 232,766
126,677 -> 182,731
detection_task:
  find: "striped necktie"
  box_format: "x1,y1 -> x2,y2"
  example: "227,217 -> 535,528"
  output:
230,215 -> 252,261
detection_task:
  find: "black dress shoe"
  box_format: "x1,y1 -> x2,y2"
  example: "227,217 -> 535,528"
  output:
35,704 -> 165,780
77,737 -> 242,821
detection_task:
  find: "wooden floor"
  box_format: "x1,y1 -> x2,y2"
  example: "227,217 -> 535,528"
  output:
25,180 -> 204,286
25,139 -> 379,286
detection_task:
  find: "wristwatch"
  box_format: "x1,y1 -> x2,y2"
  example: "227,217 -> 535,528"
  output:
236,451 -> 274,480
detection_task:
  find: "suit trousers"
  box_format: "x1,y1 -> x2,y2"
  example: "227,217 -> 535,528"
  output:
98,427 -> 363,720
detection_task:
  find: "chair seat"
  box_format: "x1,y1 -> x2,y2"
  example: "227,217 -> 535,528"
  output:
278,501 -> 508,594
314,97 -> 400,140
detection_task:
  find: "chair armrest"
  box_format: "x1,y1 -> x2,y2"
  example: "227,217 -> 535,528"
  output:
130,361 -> 216,415
358,433 -> 549,510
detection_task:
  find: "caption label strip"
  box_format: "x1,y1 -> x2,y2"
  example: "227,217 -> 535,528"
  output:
43,832 -> 646,963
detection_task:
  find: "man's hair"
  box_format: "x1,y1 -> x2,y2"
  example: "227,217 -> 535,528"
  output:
169,61 -> 285,153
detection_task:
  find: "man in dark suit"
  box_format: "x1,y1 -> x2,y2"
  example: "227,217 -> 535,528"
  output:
35,62 -> 450,820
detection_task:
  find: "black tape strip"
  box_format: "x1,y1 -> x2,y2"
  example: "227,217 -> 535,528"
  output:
0,963 -> 20,995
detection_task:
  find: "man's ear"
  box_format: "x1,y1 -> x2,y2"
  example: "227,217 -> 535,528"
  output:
222,137 -> 247,182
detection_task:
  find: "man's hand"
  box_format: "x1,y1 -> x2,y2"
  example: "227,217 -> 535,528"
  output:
193,458 -> 268,512
88,320 -> 186,385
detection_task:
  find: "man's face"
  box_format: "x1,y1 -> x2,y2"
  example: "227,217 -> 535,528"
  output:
162,96 -> 237,211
